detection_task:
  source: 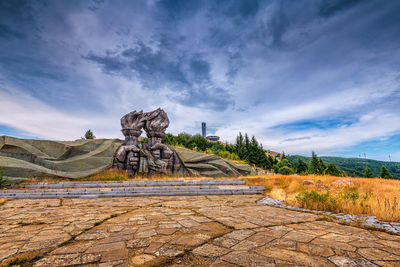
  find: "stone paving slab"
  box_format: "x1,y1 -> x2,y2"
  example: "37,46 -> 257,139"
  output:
1,195 -> 400,266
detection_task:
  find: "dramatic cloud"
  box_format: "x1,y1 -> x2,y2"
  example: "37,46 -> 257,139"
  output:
0,0 -> 399,160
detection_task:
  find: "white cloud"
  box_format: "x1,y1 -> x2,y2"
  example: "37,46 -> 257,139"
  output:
0,87 -> 93,139
215,72 -> 400,155
270,111 -> 400,154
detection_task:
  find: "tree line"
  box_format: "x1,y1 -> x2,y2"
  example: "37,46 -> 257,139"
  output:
162,132 -> 350,176
290,153 -> 394,179
162,132 -> 277,169
363,165 -> 392,179
283,152 -> 347,176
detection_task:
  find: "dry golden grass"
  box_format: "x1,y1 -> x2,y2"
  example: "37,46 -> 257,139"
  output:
83,169 -> 195,181
82,169 -> 245,181
0,198 -> 7,205
247,174 -> 400,222
25,177 -> 71,183
79,169 -> 130,181
25,169 -> 216,183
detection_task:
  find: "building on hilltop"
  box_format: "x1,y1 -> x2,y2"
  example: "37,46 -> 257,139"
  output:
201,122 -> 220,141
202,122 -> 206,137
206,135 -> 220,141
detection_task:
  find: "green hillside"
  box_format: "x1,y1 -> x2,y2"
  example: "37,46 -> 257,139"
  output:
289,155 -> 400,179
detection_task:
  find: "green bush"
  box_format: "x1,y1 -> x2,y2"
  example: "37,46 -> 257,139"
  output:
84,129 -> 95,139
323,163 -> 343,176
296,190 -> 337,211
218,151 -> 240,161
187,135 -> 208,151
278,166 -> 294,175
340,186 -> 359,203
272,159 -> 293,173
161,133 -> 176,145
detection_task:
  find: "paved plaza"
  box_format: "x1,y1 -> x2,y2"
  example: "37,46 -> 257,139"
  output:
1,195 -> 400,266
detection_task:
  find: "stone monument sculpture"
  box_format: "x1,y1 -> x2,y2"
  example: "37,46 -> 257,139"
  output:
0,108 -> 251,184
112,108 -> 180,175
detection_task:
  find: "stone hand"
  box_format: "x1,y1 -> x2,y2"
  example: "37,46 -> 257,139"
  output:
115,145 -> 140,163
150,143 -> 173,159
128,152 -> 139,169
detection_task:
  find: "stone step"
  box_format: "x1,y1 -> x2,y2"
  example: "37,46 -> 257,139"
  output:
16,179 -> 248,189
2,185 -> 263,194
3,179 -> 265,199
0,188 -> 264,199
0,189 -> 265,196
0,189 -> 265,197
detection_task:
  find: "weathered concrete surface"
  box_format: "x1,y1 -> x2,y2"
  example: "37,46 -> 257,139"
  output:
16,179 -> 249,189
0,185 -> 265,199
1,179 -> 264,199
1,195 -> 400,266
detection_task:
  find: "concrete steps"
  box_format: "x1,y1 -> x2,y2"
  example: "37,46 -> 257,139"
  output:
16,179 -> 248,189
1,179 -> 265,199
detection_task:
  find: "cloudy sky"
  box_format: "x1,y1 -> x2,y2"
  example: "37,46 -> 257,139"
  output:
1,0 -> 399,161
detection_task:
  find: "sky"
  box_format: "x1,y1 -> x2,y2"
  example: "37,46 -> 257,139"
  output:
0,0 -> 400,161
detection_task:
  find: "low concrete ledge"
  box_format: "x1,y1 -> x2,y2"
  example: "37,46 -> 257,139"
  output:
2,178 -> 264,198
0,185 -> 264,199
0,190 -> 264,199
17,178 -> 248,189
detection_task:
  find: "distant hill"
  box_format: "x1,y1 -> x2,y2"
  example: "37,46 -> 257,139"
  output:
289,155 -> 400,179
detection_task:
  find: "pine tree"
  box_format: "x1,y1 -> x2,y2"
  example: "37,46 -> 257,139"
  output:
235,132 -> 246,159
380,165 -> 393,179
281,152 -> 289,160
243,133 -> 250,161
364,166 -> 374,178
324,163 -> 341,176
296,158 -> 308,174
266,155 -> 274,170
308,151 -> 322,174
84,129 -> 95,139
247,136 -> 258,165
319,158 -> 327,173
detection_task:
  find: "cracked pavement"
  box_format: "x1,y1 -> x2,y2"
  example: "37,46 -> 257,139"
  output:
1,195 -> 400,266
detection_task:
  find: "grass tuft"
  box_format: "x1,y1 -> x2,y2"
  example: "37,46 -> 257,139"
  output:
5,254 -> 44,266
0,198 -> 8,206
